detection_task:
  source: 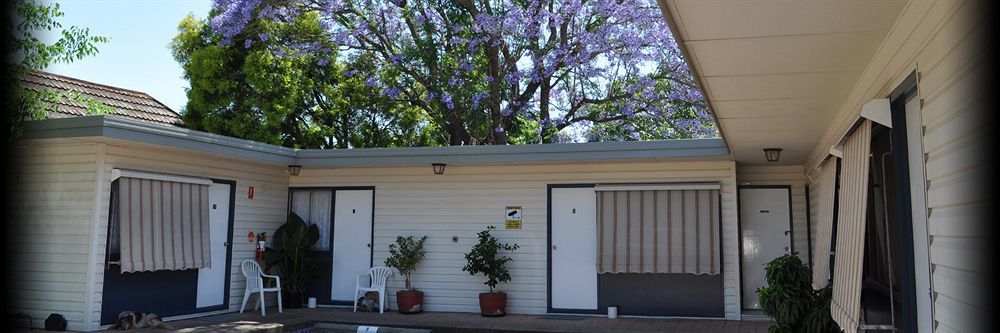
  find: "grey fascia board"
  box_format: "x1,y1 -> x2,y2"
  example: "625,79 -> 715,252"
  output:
22,116 -> 728,167
22,116 -> 296,164
293,139 -> 728,167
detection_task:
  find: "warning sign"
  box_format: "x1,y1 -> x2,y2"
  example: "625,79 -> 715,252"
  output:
505,206 -> 522,229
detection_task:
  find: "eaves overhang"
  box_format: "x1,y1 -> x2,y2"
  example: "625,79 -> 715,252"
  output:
293,139 -> 729,167
21,115 -> 297,165
21,116 -> 730,168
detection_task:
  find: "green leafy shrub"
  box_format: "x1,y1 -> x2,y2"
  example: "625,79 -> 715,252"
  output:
264,213 -> 330,293
384,235 -> 428,291
757,253 -> 839,333
462,226 -> 519,293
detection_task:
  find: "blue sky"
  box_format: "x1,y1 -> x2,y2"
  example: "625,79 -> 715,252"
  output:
42,0 -> 212,113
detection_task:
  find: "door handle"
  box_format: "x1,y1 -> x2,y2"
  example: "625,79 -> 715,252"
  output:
224,241 -> 230,247
784,247 -> 790,252
367,243 -> 371,248
784,230 -> 791,235
552,245 -> 557,250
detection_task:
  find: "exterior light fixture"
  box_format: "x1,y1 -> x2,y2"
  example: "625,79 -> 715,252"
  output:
763,148 -> 782,163
432,163 -> 447,175
288,165 -> 302,176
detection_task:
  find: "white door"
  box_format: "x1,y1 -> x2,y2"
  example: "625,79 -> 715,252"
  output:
332,189 -> 374,302
551,187 -> 598,310
196,182 -> 231,308
739,187 -> 791,309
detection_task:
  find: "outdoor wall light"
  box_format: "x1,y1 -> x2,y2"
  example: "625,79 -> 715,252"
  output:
763,148 -> 782,163
432,163 -> 447,175
288,165 -> 302,176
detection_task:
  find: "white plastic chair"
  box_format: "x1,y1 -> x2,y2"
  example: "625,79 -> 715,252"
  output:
353,266 -> 393,313
240,260 -> 283,316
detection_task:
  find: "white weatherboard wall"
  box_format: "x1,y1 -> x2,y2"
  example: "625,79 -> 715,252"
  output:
290,160 -> 744,319
10,140 -> 101,331
736,165 -> 811,263
806,0 -> 988,331
89,141 -> 290,330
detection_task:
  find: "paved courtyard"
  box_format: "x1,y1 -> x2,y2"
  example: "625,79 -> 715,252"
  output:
109,307 -> 771,333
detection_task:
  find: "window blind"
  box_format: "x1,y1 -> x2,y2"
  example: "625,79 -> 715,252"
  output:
811,158 -> 839,289
830,120 -> 873,333
117,176 -> 211,273
596,189 -> 720,274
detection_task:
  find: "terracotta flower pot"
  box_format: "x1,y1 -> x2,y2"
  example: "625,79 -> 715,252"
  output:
478,292 -> 507,317
396,290 -> 424,314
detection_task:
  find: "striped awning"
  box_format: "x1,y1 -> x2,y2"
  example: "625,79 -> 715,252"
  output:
811,158 -> 839,289
116,172 -> 212,273
830,120 -> 873,333
596,188 -> 721,274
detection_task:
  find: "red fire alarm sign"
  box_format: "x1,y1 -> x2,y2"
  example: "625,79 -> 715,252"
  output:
248,186 -> 255,199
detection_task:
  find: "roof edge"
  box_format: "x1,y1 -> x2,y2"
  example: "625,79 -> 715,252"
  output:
21,116 -> 730,167
21,116 -> 297,164
293,139 -> 728,167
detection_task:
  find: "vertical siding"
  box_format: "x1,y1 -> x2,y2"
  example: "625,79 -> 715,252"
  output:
11,141 -> 99,331
90,142 -> 290,329
735,165 -> 811,263
806,0 -> 988,331
290,160 -> 743,319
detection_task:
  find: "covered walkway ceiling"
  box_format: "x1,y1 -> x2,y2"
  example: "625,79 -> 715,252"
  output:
658,0 -> 908,165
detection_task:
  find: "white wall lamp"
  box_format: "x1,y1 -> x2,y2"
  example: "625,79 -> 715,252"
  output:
288,165 -> 302,176
763,148 -> 782,163
432,163 -> 447,175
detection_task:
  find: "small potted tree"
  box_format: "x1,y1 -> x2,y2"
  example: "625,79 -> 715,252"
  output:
462,225 -> 519,317
384,235 -> 429,314
264,213 -> 330,308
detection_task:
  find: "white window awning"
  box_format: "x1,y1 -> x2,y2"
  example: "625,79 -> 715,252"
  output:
594,183 -> 720,192
111,169 -> 213,185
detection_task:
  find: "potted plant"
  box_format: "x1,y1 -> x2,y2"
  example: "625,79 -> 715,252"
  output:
264,213 -> 330,308
384,235 -> 429,314
462,225 -> 519,317
757,253 -> 839,333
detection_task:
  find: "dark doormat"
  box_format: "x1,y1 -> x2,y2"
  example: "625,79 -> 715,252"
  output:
537,315 -> 586,320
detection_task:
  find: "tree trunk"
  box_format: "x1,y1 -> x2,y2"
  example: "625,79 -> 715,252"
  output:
486,43 -> 507,145
538,77 -> 554,143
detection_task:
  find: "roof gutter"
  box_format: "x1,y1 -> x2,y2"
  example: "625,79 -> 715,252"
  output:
293,139 -> 728,167
21,115 -> 729,168
21,115 -> 297,165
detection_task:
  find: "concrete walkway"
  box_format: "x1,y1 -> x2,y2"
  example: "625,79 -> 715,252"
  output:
113,307 -> 771,333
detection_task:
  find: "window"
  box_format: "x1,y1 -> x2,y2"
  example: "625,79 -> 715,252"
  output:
596,187 -> 721,275
104,170 -> 213,272
289,189 -> 332,251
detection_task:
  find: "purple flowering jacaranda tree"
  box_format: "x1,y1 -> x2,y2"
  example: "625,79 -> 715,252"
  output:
210,0 -> 716,145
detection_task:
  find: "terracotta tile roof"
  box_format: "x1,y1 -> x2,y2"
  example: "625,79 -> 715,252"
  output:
20,70 -> 185,127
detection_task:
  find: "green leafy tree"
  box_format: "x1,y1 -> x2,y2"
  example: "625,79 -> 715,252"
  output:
4,0 -> 109,142
462,225 -> 519,294
384,235 -> 428,291
172,13 -> 442,148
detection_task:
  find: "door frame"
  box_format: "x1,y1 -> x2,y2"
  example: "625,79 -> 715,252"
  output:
546,183 -> 601,314
884,71 -> 922,332
736,184 -> 794,310
196,178 -> 237,312
287,186 -> 376,306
